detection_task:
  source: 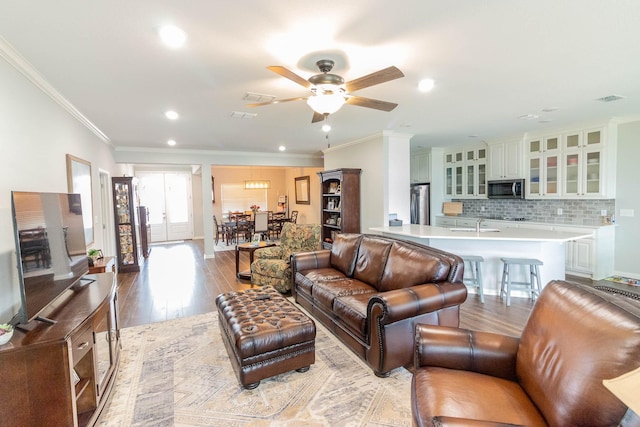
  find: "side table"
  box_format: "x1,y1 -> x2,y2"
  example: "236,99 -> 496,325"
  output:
88,256 -> 116,274
235,241 -> 276,280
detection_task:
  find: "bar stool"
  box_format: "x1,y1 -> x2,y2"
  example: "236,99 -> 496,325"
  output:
461,255 -> 485,303
500,257 -> 543,306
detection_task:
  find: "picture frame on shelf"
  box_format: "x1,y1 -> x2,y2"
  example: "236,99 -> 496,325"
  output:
328,182 -> 338,194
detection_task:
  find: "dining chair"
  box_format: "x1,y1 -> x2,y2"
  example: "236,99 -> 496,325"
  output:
253,211 -> 269,241
235,213 -> 252,242
269,212 -> 286,239
213,215 -> 225,245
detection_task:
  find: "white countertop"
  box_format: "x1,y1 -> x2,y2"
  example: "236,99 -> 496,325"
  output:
369,224 -> 594,242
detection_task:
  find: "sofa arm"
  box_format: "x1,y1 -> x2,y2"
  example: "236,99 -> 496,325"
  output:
368,282 -> 468,325
254,246 -> 285,260
291,250 -> 331,272
414,324 -> 520,381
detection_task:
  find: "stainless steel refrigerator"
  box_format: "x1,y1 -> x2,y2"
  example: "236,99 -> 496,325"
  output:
410,183 -> 430,225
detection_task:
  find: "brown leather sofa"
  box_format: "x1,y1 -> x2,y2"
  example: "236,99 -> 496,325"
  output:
291,233 -> 467,377
412,280 -> 640,427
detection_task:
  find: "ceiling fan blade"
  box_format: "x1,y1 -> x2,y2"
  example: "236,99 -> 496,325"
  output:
246,97 -> 306,107
346,95 -> 398,112
311,112 -> 326,123
345,66 -> 404,92
267,66 -> 311,88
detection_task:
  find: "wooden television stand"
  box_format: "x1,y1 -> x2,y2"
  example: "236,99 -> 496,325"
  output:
0,273 -> 120,426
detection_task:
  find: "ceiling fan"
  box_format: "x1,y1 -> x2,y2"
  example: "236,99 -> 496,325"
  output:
247,59 -> 404,123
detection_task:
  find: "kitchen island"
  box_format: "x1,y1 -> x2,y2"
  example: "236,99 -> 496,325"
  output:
369,224 -> 593,297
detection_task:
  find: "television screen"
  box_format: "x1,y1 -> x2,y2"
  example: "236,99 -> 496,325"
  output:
11,191 -> 89,325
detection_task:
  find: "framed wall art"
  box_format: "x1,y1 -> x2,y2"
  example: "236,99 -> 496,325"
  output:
295,175 -> 310,205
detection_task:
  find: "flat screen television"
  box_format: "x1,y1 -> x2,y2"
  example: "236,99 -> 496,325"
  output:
11,191 -> 90,326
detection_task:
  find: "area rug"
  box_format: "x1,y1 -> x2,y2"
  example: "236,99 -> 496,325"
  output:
604,275 -> 640,286
97,311 -> 412,426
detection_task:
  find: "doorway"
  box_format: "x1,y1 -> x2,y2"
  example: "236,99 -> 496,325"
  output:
99,169 -> 114,256
138,171 -> 193,242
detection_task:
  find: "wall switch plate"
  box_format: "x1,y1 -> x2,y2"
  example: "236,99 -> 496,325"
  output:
481,206 -> 485,212
557,208 -> 563,215
601,209 -> 607,216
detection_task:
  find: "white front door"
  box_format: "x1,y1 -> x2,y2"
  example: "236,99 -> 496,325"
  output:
138,172 -> 193,242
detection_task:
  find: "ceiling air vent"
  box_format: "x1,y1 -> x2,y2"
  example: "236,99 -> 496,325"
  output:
230,111 -> 257,119
596,94 -> 625,102
243,92 -> 276,103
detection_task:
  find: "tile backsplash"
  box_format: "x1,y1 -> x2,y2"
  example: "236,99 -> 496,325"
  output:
454,199 -> 616,226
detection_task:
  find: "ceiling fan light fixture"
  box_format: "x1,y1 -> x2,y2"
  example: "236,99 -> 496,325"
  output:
307,85 -> 346,115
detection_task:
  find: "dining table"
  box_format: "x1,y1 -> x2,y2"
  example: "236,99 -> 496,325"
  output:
223,213 -> 291,245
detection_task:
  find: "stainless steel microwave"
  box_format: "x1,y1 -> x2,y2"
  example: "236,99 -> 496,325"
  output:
487,179 -> 525,199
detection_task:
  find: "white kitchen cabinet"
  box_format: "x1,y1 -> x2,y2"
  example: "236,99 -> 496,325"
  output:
555,226 -> 595,276
562,127 -> 606,198
487,139 -> 523,180
526,125 -> 613,199
464,147 -> 487,198
444,144 -> 487,199
411,149 -> 431,184
526,152 -> 561,198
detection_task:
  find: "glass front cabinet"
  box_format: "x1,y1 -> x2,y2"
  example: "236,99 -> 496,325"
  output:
112,177 -> 142,272
526,126 -> 608,199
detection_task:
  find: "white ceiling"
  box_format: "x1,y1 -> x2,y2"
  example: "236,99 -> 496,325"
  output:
2,1 -> 640,159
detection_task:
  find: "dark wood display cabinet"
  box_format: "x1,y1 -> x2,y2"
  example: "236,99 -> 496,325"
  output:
0,273 -> 120,426
112,177 -> 143,272
138,205 -> 151,258
318,168 -> 361,249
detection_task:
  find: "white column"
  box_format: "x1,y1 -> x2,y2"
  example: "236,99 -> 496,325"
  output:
202,164 -> 215,259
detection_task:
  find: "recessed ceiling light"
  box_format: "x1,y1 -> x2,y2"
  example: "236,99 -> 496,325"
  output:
165,110 -> 179,120
322,124 -> 331,132
158,25 -> 187,48
167,139 -> 176,146
418,79 -> 435,92
518,114 -> 539,120
278,145 -> 286,152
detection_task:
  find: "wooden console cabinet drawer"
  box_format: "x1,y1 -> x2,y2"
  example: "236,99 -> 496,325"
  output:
71,324 -> 93,364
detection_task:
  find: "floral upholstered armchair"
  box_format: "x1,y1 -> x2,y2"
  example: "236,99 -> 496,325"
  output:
250,223 -> 321,293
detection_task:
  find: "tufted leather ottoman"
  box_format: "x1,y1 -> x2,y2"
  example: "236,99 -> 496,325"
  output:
215,286 -> 316,389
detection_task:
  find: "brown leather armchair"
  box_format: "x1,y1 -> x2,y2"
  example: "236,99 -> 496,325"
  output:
412,280 -> 640,427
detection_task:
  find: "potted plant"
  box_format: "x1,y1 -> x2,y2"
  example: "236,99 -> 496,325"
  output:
87,248 -> 101,266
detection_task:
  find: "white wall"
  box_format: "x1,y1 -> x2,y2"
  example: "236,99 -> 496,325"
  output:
324,132 -> 412,234
0,56 -> 117,322
615,120 -> 640,277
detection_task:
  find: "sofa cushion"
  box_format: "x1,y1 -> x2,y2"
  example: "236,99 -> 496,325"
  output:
313,278 -> 376,311
412,367 -> 547,426
296,268 -> 347,298
330,233 -> 362,276
516,281 -> 640,426
379,241 -> 453,292
353,236 -> 392,288
333,293 -> 375,339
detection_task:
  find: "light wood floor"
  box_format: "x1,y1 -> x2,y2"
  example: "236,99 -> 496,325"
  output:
116,239 -> 599,336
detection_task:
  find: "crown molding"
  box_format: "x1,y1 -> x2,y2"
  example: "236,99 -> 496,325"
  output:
0,36 -> 110,144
